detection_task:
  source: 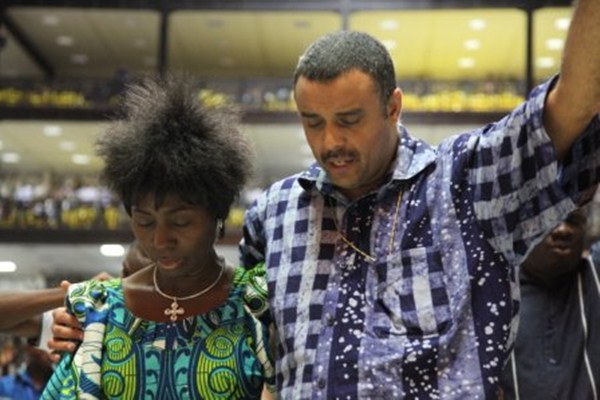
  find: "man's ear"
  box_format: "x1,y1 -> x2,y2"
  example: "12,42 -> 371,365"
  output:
387,88 -> 403,121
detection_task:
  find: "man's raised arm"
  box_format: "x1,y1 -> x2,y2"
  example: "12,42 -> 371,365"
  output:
545,0 -> 600,159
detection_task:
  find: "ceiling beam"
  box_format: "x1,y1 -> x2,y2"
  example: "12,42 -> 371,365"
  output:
0,8 -> 54,80
1,0 -> 572,11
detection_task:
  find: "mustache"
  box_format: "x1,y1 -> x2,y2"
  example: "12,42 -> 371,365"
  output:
321,148 -> 358,162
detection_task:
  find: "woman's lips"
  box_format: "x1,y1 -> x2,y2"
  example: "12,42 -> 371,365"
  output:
156,258 -> 182,269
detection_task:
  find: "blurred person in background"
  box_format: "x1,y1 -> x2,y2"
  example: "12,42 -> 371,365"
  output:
0,338 -> 17,376
0,341 -> 54,400
501,206 -> 600,399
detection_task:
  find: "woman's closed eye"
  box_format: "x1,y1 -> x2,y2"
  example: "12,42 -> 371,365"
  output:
133,217 -> 154,228
171,218 -> 191,228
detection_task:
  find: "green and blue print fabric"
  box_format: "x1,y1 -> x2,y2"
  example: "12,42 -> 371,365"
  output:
42,264 -> 273,399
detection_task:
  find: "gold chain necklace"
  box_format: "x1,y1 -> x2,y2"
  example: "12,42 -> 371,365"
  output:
153,260 -> 224,322
331,190 -> 403,263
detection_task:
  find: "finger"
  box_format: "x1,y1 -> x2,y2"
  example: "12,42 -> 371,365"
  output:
49,351 -> 63,364
51,306 -> 68,321
46,337 -> 78,354
51,323 -> 83,342
59,280 -> 71,291
52,308 -> 81,329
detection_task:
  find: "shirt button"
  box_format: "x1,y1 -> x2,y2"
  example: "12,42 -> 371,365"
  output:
317,378 -> 326,389
325,314 -> 335,326
548,358 -> 558,365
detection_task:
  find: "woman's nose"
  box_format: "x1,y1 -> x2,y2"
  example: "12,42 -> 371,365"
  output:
153,225 -> 174,248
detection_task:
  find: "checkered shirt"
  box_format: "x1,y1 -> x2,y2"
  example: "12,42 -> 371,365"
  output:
240,78 -> 600,399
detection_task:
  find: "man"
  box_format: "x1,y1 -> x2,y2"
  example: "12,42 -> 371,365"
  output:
501,208 -> 600,399
239,1 -> 600,398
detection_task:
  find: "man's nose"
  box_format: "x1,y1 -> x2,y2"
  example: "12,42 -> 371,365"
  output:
551,222 -> 574,239
323,123 -> 345,149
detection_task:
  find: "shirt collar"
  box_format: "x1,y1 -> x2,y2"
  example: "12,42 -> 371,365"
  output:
297,124 -> 437,198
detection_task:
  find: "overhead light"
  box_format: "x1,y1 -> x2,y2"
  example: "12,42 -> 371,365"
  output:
0,261 -> 17,273
381,40 -> 397,51
56,35 -> 74,46
536,57 -> 555,69
458,57 -> 476,69
59,141 -> 76,151
554,17 -> 570,31
463,39 -> 481,51
72,154 -> 91,165
545,38 -> 564,51
379,20 -> 399,30
468,19 -> 487,31
43,125 -> 62,137
100,244 -> 125,257
2,152 -> 21,163
42,15 -> 60,26
71,54 -> 89,65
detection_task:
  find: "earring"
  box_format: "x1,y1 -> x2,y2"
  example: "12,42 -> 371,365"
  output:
216,219 -> 225,239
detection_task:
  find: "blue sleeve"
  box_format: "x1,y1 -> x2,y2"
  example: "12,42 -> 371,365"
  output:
439,77 -> 600,266
239,192 -> 268,270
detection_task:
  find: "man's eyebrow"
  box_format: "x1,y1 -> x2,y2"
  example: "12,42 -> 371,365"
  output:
299,111 -> 319,118
299,109 -> 363,119
336,109 -> 363,117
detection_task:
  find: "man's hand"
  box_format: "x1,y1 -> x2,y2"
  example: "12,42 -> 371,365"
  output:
47,306 -> 83,363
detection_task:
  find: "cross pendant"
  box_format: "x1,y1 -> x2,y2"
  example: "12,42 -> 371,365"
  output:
164,299 -> 185,322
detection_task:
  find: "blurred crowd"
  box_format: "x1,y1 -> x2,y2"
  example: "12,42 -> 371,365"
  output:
0,172 -> 258,232
0,173 -> 124,231
0,74 -> 526,114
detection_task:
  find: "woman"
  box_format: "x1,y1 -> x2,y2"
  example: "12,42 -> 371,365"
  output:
42,75 -> 274,399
